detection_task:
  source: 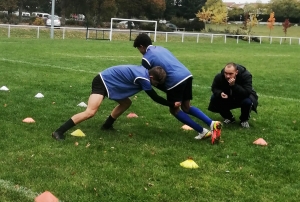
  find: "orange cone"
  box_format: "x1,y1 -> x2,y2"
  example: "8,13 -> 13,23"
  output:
22,117 -> 35,123
127,112 -> 138,118
181,124 -> 194,131
253,138 -> 268,146
35,191 -> 59,202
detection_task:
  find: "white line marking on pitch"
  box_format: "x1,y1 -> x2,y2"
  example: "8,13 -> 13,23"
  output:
0,58 -> 96,74
0,179 -> 38,200
1,58 -> 299,103
192,85 -> 300,102
56,53 -> 139,58
253,54 -> 291,57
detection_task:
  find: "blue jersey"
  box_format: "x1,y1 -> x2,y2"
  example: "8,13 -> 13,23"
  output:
100,65 -> 152,100
142,45 -> 192,90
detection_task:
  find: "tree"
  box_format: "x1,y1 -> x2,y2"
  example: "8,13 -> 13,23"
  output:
267,12 -> 275,37
269,0 -> 300,18
195,7 -> 212,30
202,0 -> 227,29
228,7 -> 244,21
209,1 -> 227,25
282,18 -> 291,39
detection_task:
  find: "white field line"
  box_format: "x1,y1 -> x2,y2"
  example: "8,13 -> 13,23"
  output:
1,58 -> 299,103
0,58 -> 96,74
0,179 -> 38,200
55,53 -> 139,58
253,54 -> 291,57
0,179 -> 62,201
192,85 -> 300,102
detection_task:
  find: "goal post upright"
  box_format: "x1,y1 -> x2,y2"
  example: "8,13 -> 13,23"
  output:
110,18 -> 157,42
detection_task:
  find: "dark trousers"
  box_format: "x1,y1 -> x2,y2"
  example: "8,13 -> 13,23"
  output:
208,95 -> 253,122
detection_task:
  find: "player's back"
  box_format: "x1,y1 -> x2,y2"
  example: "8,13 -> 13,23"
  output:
143,46 -> 192,90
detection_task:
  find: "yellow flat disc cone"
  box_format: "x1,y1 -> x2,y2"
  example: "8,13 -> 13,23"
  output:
71,129 -> 86,137
180,159 -> 199,169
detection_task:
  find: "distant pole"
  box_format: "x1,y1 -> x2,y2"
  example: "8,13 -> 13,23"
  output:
50,0 -> 55,39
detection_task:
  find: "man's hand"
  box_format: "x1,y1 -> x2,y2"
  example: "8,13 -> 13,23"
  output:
228,78 -> 235,86
221,92 -> 228,99
174,102 -> 181,107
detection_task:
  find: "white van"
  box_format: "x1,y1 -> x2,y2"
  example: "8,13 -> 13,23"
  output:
32,12 -> 49,18
13,11 -> 30,17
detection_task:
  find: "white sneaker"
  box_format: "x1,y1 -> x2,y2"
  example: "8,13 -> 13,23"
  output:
195,128 -> 212,140
241,121 -> 250,128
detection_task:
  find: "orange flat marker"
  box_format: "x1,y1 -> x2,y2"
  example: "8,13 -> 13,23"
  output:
127,112 -> 138,118
22,117 -> 35,123
35,191 -> 59,202
253,138 -> 268,146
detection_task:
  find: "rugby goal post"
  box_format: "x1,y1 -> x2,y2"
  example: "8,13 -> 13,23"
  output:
110,18 -> 157,42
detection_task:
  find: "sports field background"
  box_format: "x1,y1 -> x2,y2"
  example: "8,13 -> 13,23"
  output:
0,37 -> 299,201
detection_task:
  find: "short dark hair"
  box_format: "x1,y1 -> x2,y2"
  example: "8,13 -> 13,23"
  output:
225,62 -> 237,70
149,66 -> 166,85
133,33 -> 152,48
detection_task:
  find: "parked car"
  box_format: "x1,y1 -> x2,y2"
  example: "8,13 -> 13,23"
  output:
117,21 -> 135,29
46,15 -> 61,27
165,23 -> 178,31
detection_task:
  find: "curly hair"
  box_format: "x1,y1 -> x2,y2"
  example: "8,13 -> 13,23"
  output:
148,66 -> 166,85
133,33 -> 152,48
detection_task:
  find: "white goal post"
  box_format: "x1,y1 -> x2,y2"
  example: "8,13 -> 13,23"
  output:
110,18 -> 157,42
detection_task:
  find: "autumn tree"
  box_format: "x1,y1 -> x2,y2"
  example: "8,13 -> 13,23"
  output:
201,0 -> 227,30
267,12 -> 275,37
282,18 -> 291,39
195,7 -> 212,31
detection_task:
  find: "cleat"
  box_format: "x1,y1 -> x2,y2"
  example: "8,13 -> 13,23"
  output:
52,132 -> 65,141
101,124 -> 115,131
195,128 -> 211,140
211,121 -> 222,144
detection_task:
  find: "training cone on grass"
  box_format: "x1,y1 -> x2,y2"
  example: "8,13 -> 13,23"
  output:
253,138 -> 268,146
35,93 -> 44,98
71,129 -> 86,137
180,158 -> 199,169
35,191 -> 59,202
127,112 -> 138,118
0,86 -> 9,91
77,102 -> 87,107
22,117 -> 35,123
181,124 -> 194,131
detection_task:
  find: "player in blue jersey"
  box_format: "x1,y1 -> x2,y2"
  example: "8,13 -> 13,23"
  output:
52,65 -> 180,141
133,33 -> 222,144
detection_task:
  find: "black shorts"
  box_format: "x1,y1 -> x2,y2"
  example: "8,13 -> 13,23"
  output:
91,74 -> 108,96
167,77 -> 193,102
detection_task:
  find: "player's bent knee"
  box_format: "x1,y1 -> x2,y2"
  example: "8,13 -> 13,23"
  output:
84,109 -> 97,118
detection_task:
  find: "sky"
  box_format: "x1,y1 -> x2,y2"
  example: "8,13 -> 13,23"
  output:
223,0 -> 270,3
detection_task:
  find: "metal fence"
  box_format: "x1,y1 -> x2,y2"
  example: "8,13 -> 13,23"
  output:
1,24 -> 300,45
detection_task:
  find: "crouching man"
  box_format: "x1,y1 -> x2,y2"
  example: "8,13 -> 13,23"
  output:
208,62 -> 258,128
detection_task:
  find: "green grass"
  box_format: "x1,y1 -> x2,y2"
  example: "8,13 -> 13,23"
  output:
0,38 -> 300,202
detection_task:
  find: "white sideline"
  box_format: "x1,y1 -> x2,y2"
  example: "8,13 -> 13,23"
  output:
0,179 -> 38,200
1,58 -> 96,74
193,85 -> 300,102
1,57 -> 299,103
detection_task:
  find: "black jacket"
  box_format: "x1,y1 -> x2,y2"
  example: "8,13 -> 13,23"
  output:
210,64 -> 258,112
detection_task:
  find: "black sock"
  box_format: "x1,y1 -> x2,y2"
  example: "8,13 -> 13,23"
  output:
55,119 -> 75,134
102,115 -> 116,128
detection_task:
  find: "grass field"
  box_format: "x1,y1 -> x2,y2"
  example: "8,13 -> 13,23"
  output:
0,37 -> 300,202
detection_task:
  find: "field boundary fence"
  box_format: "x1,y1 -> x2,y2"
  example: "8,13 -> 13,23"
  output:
1,24 -> 300,45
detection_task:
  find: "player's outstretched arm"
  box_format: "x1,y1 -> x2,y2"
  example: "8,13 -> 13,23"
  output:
145,89 -> 175,107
